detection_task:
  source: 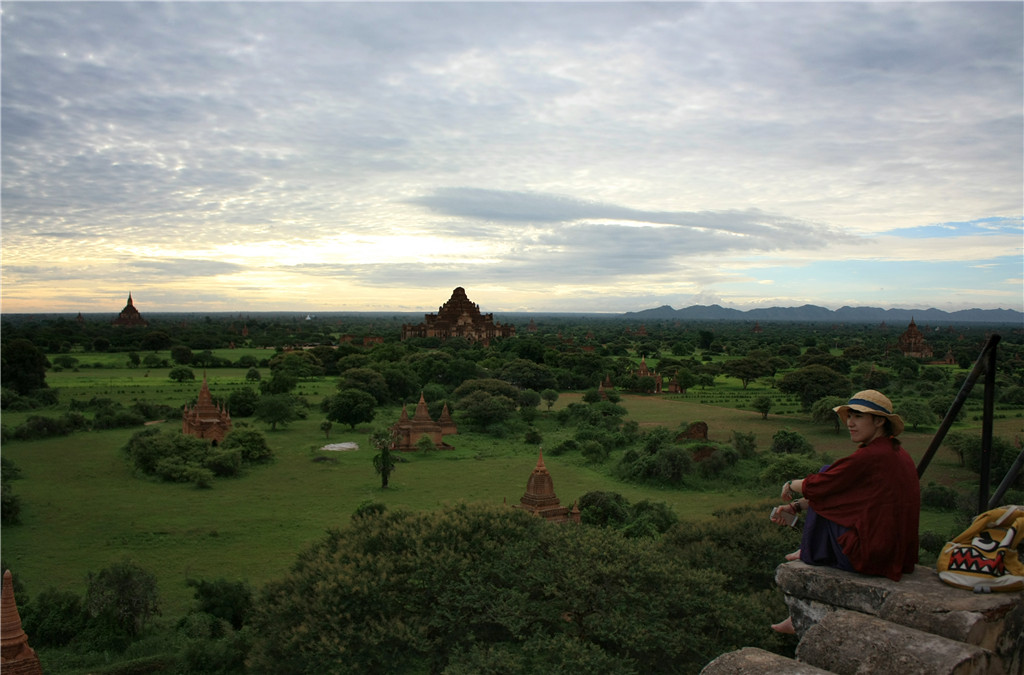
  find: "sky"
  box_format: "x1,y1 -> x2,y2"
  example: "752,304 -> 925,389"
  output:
2,1 -> 1022,316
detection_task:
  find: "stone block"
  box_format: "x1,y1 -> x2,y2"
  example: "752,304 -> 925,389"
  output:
776,561 -> 1024,658
700,647 -> 836,674
796,610 -> 994,675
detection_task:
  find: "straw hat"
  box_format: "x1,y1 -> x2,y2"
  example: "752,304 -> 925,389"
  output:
833,390 -> 904,437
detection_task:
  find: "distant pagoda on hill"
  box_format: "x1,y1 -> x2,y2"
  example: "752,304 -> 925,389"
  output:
112,292 -> 148,327
401,287 -> 515,345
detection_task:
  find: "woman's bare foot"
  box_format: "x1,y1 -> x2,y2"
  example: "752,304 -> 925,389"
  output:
771,616 -> 795,634
785,549 -> 801,561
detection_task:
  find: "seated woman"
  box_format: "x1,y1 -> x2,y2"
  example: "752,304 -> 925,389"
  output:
770,390 -> 920,634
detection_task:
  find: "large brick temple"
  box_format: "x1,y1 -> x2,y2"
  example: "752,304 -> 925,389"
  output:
112,292 -> 148,327
401,287 -> 515,345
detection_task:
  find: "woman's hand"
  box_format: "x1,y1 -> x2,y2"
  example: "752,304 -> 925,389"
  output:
781,479 -> 803,500
770,502 -> 798,526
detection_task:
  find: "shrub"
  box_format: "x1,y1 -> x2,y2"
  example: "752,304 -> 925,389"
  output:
22,587 -> 87,647
580,439 -> 609,464
85,559 -> 161,639
769,429 -> 814,455
186,578 -> 253,631
731,430 -> 757,459
759,453 -> 826,487
547,439 -> 579,456
221,429 -> 273,464
921,482 -> 960,511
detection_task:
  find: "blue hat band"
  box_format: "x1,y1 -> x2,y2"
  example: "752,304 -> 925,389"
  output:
847,398 -> 892,415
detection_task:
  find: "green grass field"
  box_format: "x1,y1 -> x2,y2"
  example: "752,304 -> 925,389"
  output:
1,363 -> 1008,618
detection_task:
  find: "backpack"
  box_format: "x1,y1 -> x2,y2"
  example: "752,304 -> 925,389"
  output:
937,505 -> 1024,593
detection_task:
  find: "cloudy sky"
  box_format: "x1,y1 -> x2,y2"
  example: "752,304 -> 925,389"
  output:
2,1 -> 1021,315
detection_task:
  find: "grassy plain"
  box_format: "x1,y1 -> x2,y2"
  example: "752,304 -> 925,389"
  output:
1,355 -> 1012,618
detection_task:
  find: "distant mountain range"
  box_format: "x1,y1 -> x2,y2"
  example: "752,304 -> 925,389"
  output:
621,304 -> 1023,325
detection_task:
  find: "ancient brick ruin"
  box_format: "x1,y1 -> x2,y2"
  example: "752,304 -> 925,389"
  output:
112,292 -> 148,327
1,570 -> 43,675
896,317 -> 934,359
513,451 -> 580,524
401,287 -> 515,345
391,393 -> 457,451
182,374 -> 232,444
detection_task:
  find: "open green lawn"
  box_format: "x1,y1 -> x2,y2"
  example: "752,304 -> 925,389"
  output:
1,368 -> 1010,618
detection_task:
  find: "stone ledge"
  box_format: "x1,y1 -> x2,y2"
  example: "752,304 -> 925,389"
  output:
796,609 -> 995,675
775,561 -> 1024,660
700,647 -> 836,674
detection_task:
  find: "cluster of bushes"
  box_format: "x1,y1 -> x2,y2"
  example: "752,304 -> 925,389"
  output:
1,386 -> 60,411
2,457 -> 23,525
18,560 -> 253,674
248,502 -> 793,674
551,400 -> 637,463
122,427 -> 273,488
1,398 -> 179,442
578,491 -> 679,538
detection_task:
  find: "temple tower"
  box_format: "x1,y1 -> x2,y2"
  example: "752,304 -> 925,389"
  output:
513,451 -> 580,523
1,570 -> 43,675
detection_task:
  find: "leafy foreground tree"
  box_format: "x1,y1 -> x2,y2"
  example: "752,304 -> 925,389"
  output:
249,503 -> 780,675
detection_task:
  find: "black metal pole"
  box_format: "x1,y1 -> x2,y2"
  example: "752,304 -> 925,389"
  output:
979,338 -> 998,513
916,334 -> 1000,478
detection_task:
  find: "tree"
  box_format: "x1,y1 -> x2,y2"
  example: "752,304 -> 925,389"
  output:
320,420 -> 333,439
899,400 -> 938,432
370,428 -> 396,489
141,331 -> 172,351
779,365 -> 850,411
1,339 -> 50,395
169,366 -> 196,382
338,367 -> 388,404
171,345 -> 194,365
227,387 -> 260,417
85,559 -> 160,638
323,389 -> 377,430
457,390 -> 517,430
723,357 -> 769,389
751,395 -> 773,419
810,396 -> 846,432
248,503 -> 768,675
769,429 -> 814,455
255,394 -> 299,431
540,388 -> 559,411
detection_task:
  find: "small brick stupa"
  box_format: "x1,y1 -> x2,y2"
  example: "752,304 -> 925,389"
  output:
182,373 -> 232,444
1,570 -> 43,675
513,451 -> 580,523
112,292 -> 148,327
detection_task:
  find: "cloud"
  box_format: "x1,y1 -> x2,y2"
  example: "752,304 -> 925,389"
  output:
0,2 -> 1020,313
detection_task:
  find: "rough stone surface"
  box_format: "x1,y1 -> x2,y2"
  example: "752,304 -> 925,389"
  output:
796,610 -> 994,675
700,647 -> 835,674
776,561 -> 1024,658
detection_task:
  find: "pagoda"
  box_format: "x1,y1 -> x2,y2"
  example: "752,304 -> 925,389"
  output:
182,374 -> 232,444
1,570 -> 43,675
896,318 -> 934,359
513,451 -> 580,523
634,356 -> 663,393
112,292 -> 148,327
400,287 -> 515,345
391,393 -> 456,451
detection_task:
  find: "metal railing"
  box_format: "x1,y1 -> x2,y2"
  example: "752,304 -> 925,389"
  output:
916,333 -> 1023,513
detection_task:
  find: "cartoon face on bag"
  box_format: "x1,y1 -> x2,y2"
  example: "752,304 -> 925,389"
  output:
937,506 -> 1024,593
946,525 -> 1018,577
